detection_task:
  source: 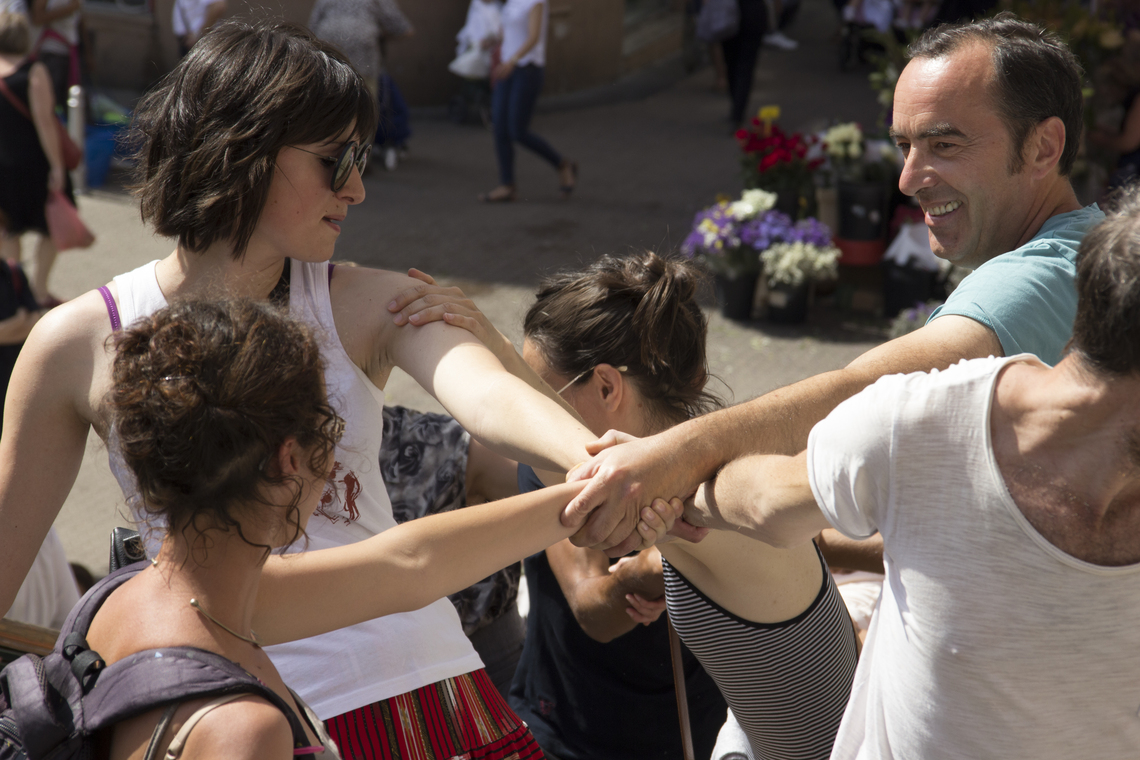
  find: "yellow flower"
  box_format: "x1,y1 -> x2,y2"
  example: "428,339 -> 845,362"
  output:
758,105 -> 781,123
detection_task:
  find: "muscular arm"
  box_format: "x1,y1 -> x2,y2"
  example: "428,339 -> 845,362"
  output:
567,314 -> 1001,553
546,541 -> 664,643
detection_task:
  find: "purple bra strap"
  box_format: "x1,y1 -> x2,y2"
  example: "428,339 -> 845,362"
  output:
97,285 -> 122,332
327,262 -> 335,282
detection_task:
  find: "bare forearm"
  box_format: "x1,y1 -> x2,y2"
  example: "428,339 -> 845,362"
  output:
450,371 -> 591,474
565,575 -> 644,642
559,552 -> 663,643
256,481 -> 587,643
28,65 -> 63,171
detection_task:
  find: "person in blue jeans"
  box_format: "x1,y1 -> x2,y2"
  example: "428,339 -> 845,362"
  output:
481,0 -> 576,202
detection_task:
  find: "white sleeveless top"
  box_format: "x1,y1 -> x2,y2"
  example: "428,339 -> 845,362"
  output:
106,259 -> 483,719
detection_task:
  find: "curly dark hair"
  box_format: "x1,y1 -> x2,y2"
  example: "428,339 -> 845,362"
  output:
111,299 -> 343,558
524,250 -> 722,429
908,13 -> 1084,176
1070,188 -> 1140,376
129,19 -> 378,259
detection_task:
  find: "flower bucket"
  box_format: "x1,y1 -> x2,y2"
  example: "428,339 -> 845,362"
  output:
883,261 -> 938,318
815,186 -> 839,234
767,283 -> 809,324
837,180 -> 888,241
714,272 -> 759,321
835,237 -> 886,267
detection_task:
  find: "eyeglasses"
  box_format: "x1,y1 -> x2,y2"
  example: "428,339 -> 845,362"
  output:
556,366 -> 628,395
290,141 -> 371,192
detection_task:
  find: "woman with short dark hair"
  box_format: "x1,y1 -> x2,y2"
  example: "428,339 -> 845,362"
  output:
0,19 -> 609,760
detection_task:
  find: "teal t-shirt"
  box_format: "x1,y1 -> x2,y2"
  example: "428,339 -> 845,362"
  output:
927,204 -> 1105,366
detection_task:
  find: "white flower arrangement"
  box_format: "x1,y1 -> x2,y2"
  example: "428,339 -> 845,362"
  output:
824,122 -> 864,161
760,241 -> 841,288
727,189 -> 778,221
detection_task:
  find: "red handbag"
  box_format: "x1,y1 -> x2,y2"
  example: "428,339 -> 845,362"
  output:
0,73 -> 82,171
44,189 -> 95,251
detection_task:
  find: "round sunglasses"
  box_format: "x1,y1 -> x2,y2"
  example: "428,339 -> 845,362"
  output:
290,141 -> 371,192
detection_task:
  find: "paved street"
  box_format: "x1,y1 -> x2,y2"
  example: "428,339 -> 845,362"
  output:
39,0 -> 892,574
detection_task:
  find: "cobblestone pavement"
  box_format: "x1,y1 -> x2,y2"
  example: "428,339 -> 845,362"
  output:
39,0 -> 892,573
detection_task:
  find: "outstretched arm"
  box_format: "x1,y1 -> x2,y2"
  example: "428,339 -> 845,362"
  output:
563,314 -> 1000,555
335,267 -> 593,477
684,451 -> 829,548
255,482 -> 680,644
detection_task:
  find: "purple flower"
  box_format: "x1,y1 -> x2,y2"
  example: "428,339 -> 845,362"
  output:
790,217 -> 833,247
739,210 -> 794,251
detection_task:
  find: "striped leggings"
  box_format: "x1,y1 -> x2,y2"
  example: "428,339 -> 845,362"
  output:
663,548 -> 859,760
325,669 -> 545,760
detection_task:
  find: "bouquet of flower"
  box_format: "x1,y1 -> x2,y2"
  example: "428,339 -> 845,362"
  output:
735,106 -> 822,214
682,189 -> 777,276
759,217 -> 841,288
683,189 -> 839,283
823,122 -> 864,180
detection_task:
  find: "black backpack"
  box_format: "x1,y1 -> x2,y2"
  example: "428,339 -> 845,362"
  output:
0,564 -> 325,759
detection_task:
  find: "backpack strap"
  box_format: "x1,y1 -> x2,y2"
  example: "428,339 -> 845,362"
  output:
53,564 -> 321,757
82,647 -> 319,756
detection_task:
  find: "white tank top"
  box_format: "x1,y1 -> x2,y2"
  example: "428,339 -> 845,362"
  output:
106,259 -> 483,719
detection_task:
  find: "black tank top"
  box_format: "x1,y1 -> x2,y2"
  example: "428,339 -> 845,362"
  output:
508,465 -> 727,760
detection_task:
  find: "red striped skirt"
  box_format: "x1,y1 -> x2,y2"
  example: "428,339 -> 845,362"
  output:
325,669 -> 545,760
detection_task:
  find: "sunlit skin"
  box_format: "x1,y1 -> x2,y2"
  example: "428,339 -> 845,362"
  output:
890,42 -> 1079,270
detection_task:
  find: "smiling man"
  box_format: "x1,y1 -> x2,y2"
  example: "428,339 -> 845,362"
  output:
562,14 -> 1104,560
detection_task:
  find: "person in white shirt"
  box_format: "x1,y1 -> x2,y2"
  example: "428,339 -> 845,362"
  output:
479,0 -> 576,203
172,0 -> 226,55
683,189 -> 1140,759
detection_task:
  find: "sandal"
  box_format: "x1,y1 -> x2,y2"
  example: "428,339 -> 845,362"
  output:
559,161 -> 578,199
479,185 -> 516,203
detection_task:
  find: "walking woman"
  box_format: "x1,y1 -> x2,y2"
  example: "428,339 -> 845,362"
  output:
480,0 -> 576,202
83,297 -> 631,758
0,11 -> 66,306
0,20 -> 623,760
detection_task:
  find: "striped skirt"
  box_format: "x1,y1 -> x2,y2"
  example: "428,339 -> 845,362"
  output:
325,669 -> 545,760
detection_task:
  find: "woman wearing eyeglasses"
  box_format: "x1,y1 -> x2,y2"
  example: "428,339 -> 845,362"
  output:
0,20 -> 626,760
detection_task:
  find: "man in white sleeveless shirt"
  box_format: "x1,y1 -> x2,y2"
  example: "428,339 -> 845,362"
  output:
684,192 -> 1140,759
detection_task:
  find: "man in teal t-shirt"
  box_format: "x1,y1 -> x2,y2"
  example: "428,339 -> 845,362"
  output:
559,16 -> 1105,559
928,204 -> 1102,366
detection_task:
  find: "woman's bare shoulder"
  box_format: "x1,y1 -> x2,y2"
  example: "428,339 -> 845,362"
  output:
29,288 -> 118,350
12,288 -> 122,428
